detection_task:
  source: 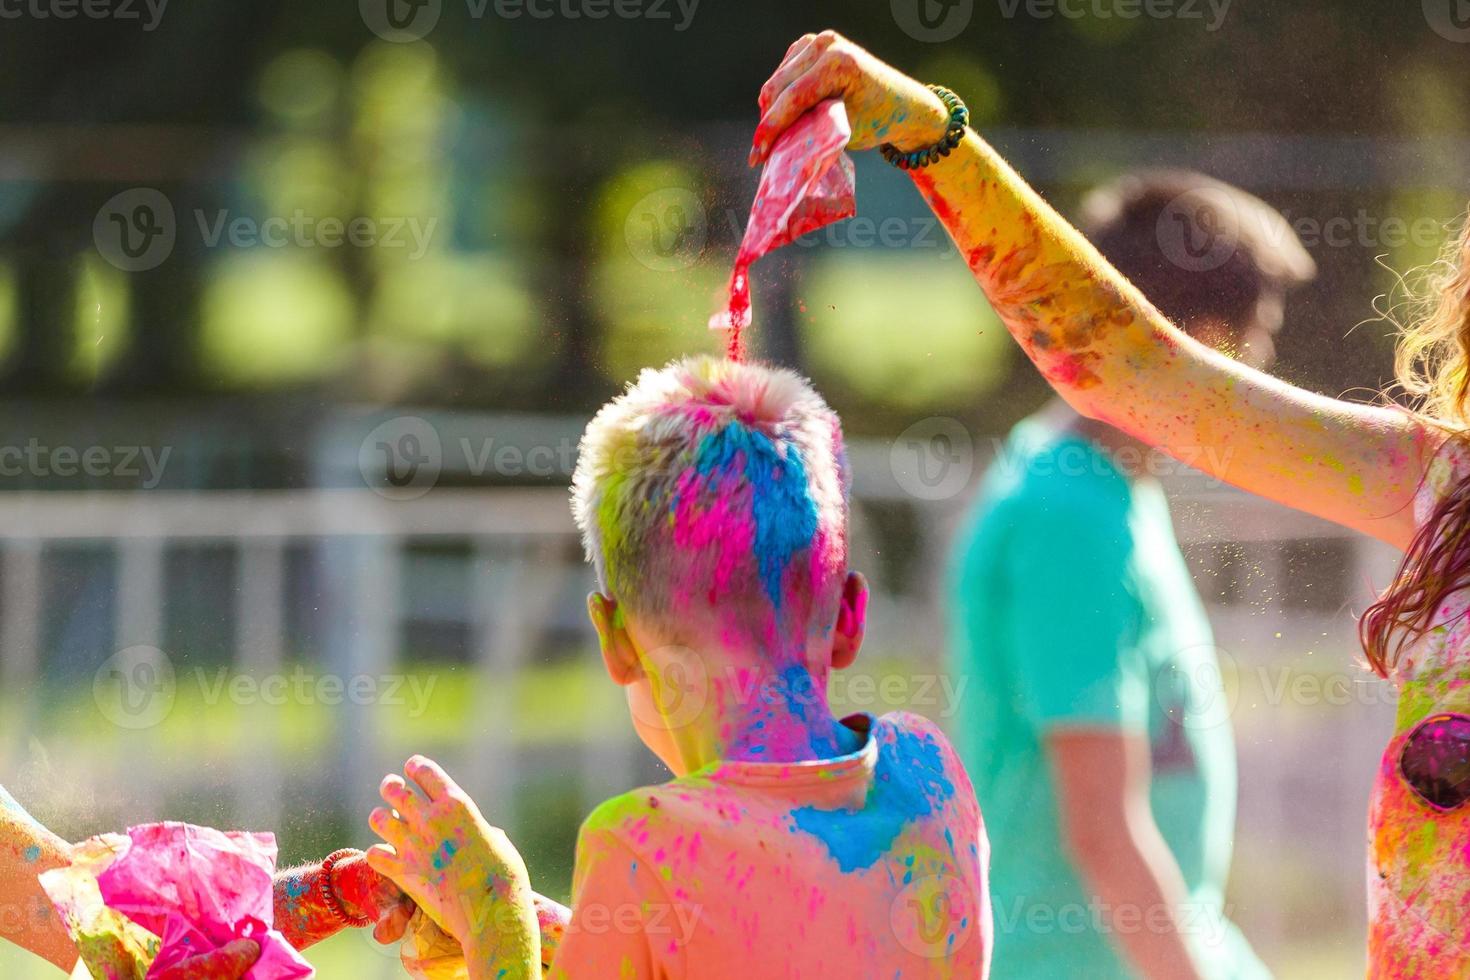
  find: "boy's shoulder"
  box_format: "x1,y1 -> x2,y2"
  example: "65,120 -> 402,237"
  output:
577,765 -> 754,849
579,711 -> 970,844
870,710 -> 980,799
579,784 -> 673,840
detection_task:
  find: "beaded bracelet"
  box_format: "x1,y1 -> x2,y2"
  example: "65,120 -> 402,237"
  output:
881,85 -> 969,171
320,848 -> 375,928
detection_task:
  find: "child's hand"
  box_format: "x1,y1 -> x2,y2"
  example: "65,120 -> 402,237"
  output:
153,938 -> 260,980
751,31 -> 952,166
399,908 -> 467,980
331,851 -> 417,943
367,756 -> 539,979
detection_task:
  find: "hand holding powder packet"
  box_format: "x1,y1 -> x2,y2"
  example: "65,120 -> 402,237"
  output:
710,98 -> 856,359
41,822 -> 313,980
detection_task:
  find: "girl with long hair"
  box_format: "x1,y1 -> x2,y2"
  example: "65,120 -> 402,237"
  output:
753,31 -> 1470,977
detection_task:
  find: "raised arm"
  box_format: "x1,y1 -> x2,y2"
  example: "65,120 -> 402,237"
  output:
0,785 -> 78,970
753,32 -> 1434,549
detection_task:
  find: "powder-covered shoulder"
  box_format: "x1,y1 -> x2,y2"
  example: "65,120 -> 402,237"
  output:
577,780 -> 738,853
878,712 -> 981,799
578,786 -> 671,844
1415,431 -> 1470,527
877,710 -> 954,745
877,712 -> 964,769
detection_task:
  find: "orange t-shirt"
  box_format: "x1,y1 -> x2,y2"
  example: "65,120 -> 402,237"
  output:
550,712 -> 991,979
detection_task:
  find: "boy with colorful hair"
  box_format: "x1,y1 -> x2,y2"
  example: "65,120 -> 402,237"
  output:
367,355 -> 991,978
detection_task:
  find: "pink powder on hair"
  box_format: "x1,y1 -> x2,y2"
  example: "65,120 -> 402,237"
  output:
712,100 -> 857,361
671,468 -> 756,608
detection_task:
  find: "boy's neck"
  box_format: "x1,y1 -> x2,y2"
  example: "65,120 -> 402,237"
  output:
673,661 -> 865,771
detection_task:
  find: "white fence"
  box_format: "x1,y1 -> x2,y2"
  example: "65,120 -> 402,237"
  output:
0,444 -> 1402,963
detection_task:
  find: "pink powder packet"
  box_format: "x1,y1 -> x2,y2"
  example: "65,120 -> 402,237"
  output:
96,823 -> 312,980
711,99 -> 856,359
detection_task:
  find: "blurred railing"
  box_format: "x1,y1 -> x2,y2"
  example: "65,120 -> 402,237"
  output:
0,434 -> 1402,958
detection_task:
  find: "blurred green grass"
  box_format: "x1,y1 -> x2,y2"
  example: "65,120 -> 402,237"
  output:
1,654 -> 1371,977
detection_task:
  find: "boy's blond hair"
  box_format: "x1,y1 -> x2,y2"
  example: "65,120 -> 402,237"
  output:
572,356 -> 850,634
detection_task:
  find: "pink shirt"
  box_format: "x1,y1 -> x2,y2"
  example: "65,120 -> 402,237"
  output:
1367,438 -> 1470,976
550,712 -> 991,979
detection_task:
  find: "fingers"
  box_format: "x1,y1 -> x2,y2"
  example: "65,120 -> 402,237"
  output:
779,32 -> 818,63
333,850 -> 410,925
380,773 -> 421,818
751,58 -> 847,166
759,32 -> 835,113
374,898 -> 415,945
369,806 -> 412,852
365,842 -> 407,881
154,939 -> 261,980
403,755 -> 458,804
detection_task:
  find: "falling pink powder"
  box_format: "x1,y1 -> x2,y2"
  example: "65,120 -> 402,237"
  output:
711,100 -> 856,361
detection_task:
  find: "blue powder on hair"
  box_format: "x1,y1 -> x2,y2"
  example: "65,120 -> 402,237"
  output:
693,423 -> 819,607
790,727 -> 955,873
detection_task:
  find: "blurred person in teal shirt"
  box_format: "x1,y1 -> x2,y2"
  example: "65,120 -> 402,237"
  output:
949,171 -> 1314,979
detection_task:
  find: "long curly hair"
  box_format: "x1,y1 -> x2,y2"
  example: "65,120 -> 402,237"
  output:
1360,215 -> 1470,677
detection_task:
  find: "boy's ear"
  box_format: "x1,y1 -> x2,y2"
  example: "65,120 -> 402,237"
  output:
831,571 -> 868,670
588,592 -> 642,686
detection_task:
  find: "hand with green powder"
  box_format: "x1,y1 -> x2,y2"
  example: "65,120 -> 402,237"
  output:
367,756 -> 540,980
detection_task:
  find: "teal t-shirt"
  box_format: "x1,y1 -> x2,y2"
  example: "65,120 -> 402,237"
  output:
948,415 -> 1269,979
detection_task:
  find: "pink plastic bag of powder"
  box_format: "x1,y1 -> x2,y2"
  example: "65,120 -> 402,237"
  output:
96,823 -> 313,979
710,98 -> 856,359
